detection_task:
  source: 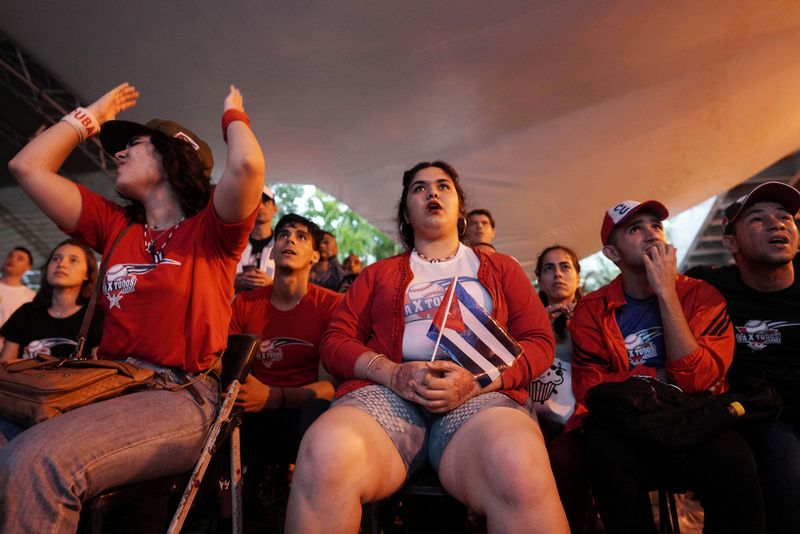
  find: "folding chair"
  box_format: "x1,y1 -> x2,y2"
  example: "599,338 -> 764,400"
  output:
361,467 -> 468,534
657,489 -> 681,534
80,333 -> 259,534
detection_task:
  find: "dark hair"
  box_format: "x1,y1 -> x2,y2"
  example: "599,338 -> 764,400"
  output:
33,239 -> 98,308
274,213 -> 324,250
396,160 -> 467,250
11,246 -> 33,267
535,245 -> 582,340
467,208 -> 495,228
337,272 -> 359,293
121,130 -> 211,223
321,230 -> 335,239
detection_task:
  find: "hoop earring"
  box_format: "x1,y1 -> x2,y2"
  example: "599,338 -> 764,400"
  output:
458,216 -> 468,236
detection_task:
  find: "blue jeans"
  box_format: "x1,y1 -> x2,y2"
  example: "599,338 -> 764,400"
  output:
744,419 -> 800,533
0,363 -> 218,534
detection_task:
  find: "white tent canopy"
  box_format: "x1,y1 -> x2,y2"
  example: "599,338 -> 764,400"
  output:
3,1 -> 800,273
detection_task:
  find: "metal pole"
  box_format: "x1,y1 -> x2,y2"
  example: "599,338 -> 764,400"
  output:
166,380 -> 242,534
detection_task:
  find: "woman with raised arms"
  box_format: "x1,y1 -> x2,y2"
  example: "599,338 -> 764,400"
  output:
3,81 -> 264,533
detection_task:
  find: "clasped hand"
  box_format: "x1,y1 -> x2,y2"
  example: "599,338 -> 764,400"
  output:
234,268 -> 272,290
546,302 -> 576,320
234,374 -> 270,412
390,360 -> 479,413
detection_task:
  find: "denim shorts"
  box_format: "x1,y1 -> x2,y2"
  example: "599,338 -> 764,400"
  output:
333,384 -> 534,475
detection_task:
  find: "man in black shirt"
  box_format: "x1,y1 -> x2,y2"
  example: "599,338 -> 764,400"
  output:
687,181 -> 800,533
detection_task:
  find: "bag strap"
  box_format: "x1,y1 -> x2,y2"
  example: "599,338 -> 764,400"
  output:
71,223 -> 133,360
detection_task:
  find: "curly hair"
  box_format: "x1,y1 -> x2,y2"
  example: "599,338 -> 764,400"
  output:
33,239 -> 98,308
396,160 -> 467,251
121,130 -> 211,223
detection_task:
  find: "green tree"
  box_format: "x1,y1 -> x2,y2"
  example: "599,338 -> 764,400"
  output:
272,184 -> 401,264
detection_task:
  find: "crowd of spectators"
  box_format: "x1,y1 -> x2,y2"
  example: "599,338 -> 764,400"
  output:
1,81 -> 799,533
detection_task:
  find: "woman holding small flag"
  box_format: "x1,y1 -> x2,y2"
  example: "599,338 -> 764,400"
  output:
287,161 -> 568,533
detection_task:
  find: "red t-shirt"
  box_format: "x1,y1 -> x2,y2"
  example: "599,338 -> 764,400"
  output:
229,284 -> 342,387
65,185 -> 255,372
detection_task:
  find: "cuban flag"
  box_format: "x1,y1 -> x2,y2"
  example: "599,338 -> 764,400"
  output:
427,277 -> 523,387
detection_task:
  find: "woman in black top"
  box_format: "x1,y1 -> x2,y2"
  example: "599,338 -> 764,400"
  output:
0,238 -> 102,361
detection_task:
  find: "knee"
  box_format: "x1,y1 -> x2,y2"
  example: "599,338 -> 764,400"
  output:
0,439 -> 58,496
294,416 -> 370,490
477,432 -> 554,506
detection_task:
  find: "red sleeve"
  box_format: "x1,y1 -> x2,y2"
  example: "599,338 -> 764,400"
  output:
321,266 -> 382,381
567,297 -> 657,430
666,281 -> 733,393
61,184 -> 128,253
203,188 -> 257,260
497,259 -> 555,390
229,294 -> 246,335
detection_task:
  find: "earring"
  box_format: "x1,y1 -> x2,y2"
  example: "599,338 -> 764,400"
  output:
458,216 -> 468,236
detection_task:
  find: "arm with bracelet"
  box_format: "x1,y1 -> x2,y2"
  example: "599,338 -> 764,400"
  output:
213,87 -> 265,224
8,83 -> 139,229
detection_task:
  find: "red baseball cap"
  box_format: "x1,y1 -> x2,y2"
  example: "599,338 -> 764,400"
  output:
601,200 -> 669,245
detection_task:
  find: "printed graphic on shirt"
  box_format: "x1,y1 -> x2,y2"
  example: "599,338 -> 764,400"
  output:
404,276 -> 479,322
624,327 -> 664,367
257,337 -> 314,367
23,337 -> 77,358
103,259 -> 181,309
734,320 -> 800,351
529,361 -> 565,404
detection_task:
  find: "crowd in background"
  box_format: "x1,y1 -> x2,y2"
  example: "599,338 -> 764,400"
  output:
1,80 -> 798,534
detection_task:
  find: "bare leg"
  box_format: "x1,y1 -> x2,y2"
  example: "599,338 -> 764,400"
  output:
438,407 -> 569,534
285,406 -> 407,534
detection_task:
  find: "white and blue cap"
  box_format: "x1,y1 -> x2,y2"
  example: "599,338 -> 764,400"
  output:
601,200 -> 669,245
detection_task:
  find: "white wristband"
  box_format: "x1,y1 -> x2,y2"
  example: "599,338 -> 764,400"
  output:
60,107 -> 100,143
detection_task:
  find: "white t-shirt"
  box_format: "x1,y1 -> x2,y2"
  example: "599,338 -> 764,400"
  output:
529,333 -> 576,426
235,238 -> 276,280
0,280 -> 36,328
402,244 -> 492,361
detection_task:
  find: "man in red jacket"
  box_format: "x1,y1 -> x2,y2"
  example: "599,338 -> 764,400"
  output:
568,199 -> 764,533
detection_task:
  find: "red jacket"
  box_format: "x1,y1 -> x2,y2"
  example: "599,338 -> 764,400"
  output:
321,248 -> 555,405
566,274 -> 734,430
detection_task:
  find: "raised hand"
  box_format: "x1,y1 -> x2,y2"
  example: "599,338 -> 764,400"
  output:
643,242 -> 678,296
224,84 -> 244,112
87,82 -> 139,125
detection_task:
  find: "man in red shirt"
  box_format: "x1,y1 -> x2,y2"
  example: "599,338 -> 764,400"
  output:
230,213 -> 342,466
